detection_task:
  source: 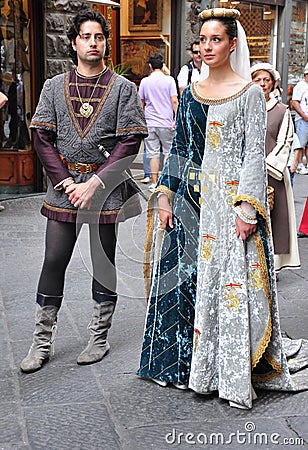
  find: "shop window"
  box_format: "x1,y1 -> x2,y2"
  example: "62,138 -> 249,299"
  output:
217,1 -> 275,64
0,0 -> 31,151
289,1 -> 308,85
238,3 -> 274,63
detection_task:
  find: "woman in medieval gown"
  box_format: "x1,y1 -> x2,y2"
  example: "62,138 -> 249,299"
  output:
137,8 -> 308,409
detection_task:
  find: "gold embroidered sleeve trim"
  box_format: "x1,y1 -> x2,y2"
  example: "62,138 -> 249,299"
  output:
116,126 -> 148,134
30,121 -> 56,130
155,185 -> 174,203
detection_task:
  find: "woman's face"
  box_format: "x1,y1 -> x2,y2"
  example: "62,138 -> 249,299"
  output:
199,20 -> 237,68
252,70 -> 274,100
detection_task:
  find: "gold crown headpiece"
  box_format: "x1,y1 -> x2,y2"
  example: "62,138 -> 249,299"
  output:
198,8 -> 240,21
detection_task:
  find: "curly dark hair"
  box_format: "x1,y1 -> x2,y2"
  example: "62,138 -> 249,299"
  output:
67,9 -> 110,66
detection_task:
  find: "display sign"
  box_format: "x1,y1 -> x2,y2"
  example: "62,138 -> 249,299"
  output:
244,0 -> 284,5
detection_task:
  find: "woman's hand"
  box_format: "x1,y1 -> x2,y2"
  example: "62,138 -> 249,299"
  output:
66,176 -> 101,209
158,194 -> 173,230
236,216 -> 256,240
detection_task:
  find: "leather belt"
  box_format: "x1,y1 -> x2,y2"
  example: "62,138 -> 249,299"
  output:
59,155 -> 100,174
66,162 -> 100,174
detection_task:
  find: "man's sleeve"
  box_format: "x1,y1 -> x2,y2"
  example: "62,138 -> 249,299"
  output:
292,83 -> 302,101
30,79 -> 57,132
177,65 -> 189,89
115,81 -> 148,137
138,79 -> 145,101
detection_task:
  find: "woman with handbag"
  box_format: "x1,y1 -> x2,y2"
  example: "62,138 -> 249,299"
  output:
251,63 -> 300,274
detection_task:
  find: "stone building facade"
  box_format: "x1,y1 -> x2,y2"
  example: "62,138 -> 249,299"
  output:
45,0 -> 88,78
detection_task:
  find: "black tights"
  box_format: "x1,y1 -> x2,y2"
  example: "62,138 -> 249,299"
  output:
37,220 -> 117,297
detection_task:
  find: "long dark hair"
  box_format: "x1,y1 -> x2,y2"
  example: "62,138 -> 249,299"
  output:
67,9 -> 110,65
200,17 -> 238,41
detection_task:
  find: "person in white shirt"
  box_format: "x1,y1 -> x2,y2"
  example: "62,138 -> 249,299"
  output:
177,40 -> 203,96
291,63 -> 308,175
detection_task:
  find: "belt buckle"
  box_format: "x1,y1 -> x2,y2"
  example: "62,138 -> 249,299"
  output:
75,162 -> 91,174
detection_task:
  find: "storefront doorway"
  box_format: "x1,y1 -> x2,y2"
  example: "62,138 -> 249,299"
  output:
0,0 -> 34,193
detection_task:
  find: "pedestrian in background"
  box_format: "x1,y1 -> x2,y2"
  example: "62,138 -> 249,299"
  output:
140,62 -> 171,185
0,90 -> 8,108
288,133 -> 301,187
138,7 -> 308,410
0,91 -> 8,212
177,40 -> 203,96
291,63 -> 308,175
298,197 -> 308,238
138,53 -> 178,192
251,62 -> 300,274
20,9 -> 147,373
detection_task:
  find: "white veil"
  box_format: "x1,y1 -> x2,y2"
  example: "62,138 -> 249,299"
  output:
231,21 -> 251,81
200,20 -> 251,82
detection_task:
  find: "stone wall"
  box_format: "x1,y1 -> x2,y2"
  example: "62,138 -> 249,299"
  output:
45,0 -> 88,78
181,0 -> 212,62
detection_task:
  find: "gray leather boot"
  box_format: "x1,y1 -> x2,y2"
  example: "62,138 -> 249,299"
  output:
77,292 -> 117,365
20,293 -> 62,373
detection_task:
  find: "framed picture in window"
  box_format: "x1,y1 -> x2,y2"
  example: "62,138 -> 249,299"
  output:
120,35 -> 169,84
129,0 -> 162,32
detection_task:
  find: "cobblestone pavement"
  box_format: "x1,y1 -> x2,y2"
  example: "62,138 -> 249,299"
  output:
0,171 -> 307,450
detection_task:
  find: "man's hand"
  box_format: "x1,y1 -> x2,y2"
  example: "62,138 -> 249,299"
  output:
66,176 -> 101,209
290,163 -> 297,173
236,216 -> 256,240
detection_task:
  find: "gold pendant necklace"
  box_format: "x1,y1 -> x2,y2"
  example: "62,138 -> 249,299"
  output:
75,69 -> 106,118
79,102 -> 93,118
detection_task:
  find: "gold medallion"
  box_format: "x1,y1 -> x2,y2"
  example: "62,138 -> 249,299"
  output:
80,103 -> 94,118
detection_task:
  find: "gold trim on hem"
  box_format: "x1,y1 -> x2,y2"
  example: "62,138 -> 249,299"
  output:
252,350 -> 282,383
250,234 -> 282,379
43,200 -> 119,216
251,233 -> 272,370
